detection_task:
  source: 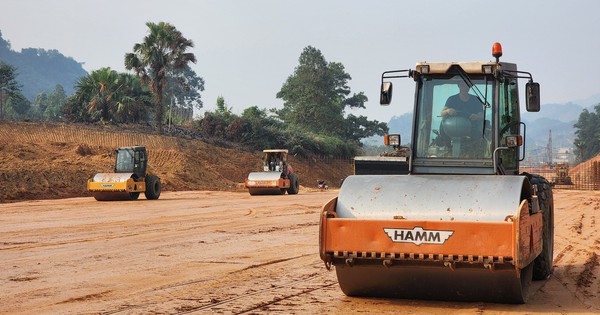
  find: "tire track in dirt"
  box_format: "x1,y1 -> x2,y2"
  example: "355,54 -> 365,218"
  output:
232,282 -> 338,315
169,274 -> 336,314
547,191 -> 600,311
0,227 -> 170,251
1,201 -> 317,252
98,256 -> 332,314
576,253 -> 599,291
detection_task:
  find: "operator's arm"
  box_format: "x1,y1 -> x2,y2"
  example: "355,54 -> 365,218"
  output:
469,111 -> 484,121
441,106 -> 456,117
441,95 -> 454,117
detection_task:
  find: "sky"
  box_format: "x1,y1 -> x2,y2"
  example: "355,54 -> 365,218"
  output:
1,0 -> 600,123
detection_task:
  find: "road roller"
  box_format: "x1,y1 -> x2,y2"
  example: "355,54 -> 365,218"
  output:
245,149 -> 299,195
319,43 -> 554,303
87,146 -> 161,201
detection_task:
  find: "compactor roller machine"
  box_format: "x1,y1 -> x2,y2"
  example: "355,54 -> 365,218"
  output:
245,149 -> 299,195
87,146 -> 162,201
319,43 -> 554,303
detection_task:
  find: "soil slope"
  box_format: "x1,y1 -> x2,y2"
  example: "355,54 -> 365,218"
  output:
0,121 -> 352,202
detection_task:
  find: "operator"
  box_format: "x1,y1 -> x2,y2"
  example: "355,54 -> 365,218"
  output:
440,80 -> 484,121
437,80 -> 486,156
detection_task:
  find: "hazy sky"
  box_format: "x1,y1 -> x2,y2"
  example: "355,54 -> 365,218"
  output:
1,0 -> 599,123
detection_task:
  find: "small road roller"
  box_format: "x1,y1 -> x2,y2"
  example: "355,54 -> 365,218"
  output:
245,149 -> 299,195
87,146 -> 161,201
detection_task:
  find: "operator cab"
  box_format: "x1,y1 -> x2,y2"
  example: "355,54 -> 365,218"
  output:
262,149 -> 289,176
114,146 -> 148,179
380,43 -> 540,175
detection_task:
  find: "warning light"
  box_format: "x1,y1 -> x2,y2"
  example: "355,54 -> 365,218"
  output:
384,134 -> 401,147
492,42 -> 503,62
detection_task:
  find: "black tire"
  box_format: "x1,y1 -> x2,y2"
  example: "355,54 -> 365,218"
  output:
287,173 -> 299,195
144,174 -> 161,200
129,192 -> 140,200
527,174 -> 554,280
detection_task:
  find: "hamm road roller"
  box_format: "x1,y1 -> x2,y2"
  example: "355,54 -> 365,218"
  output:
319,43 -> 554,303
245,149 -> 299,195
87,146 -> 161,201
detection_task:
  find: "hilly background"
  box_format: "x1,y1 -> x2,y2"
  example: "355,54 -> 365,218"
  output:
0,31 -> 87,99
2,30 -> 600,164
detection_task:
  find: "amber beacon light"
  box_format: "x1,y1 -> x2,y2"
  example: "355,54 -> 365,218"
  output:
492,42 -> 503,62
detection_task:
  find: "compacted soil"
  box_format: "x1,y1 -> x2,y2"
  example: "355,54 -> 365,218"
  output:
1,189 -> 599,314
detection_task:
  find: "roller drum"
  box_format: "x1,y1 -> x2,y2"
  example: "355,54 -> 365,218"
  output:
91,191 -> 137,201
336,174 -> 526,221
92,173 -> 135,183
328,174 -> 534,303
89,173 -> 136,201
335,261 -> 532,303
246,171 -> 286,195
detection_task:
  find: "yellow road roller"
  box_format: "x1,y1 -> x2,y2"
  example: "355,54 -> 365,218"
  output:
319,43 -> 554,303
87,146 -> 161,201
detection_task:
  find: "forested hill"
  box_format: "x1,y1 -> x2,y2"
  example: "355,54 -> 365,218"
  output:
0,31 -> 87,99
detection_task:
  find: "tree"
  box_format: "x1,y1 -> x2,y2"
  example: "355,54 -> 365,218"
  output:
343,114 -> 389,143
65,68 -> 152,123
6,93 -> 31,118
276,46 -> 375,139
113,72 -> 153,123
215,96 -> 233,119
573,104 -> 600,162
75,67 -> 121,122
165,65 -> 205,123
0,62 -> 21,120
125,21 -> 196,134
45,84 -> 68,120
33,92 -> 49,119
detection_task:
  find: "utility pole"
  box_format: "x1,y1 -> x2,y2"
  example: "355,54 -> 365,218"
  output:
546,129 -> 553,166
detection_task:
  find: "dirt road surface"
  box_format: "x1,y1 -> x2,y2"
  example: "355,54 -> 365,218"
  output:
2,190 -> 599,314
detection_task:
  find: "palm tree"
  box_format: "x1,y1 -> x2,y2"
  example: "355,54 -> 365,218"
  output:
125,21 -> 196,133
116,73 -> 153,123
75,67 -> 121,122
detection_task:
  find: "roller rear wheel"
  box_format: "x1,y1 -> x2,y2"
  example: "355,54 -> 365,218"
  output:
144,174 -> 161,200
287,173 -> 299,195
530,175 -> 554,280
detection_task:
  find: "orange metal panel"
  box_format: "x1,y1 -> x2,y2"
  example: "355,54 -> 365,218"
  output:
322,218 -> 515,258
515,199 -> 543,268
244,178 -> 290,188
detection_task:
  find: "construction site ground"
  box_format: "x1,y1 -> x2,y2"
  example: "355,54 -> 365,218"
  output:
1,190 -> 599,314
1,122 -> 599,314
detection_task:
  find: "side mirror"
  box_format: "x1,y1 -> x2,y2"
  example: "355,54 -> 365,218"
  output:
380,82 -> 393,105
525,82 -> 540,112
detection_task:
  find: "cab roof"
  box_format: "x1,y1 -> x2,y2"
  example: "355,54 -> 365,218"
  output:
415,61 -> 517,74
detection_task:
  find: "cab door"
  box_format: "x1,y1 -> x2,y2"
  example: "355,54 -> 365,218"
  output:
132,148 -> 148,179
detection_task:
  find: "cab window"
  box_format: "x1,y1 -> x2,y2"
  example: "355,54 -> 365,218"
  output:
414,75 -> 492,159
